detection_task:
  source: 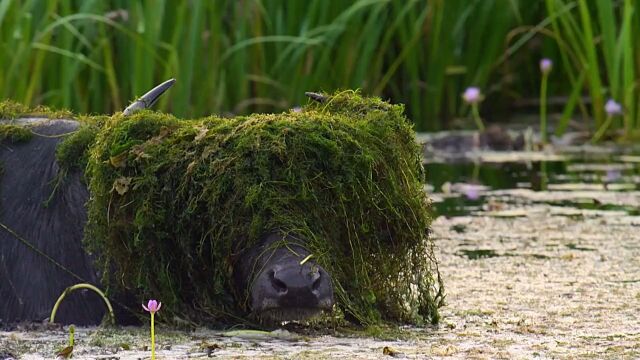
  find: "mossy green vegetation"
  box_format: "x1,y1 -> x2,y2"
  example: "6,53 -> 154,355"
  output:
85,91 -> 443,326
0,100 -> 73,120
0,125 -> 32,144
56,116 -> 107,172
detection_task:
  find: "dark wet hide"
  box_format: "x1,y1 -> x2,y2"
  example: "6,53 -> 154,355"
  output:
0,119 -> 104,325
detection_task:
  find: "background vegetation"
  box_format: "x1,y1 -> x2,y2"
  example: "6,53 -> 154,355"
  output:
0,0 -> 638,136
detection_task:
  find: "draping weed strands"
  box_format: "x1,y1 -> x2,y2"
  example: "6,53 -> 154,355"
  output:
2,90 -> 444,327
83,90 -> 444,326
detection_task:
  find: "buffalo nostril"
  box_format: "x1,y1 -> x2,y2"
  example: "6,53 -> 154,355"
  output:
270,270 -> 288,293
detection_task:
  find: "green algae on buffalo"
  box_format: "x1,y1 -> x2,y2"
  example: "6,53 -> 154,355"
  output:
0,100 -> 73,120
56,116 -> 108,172
0,125 -> 32,144
79,91 -> 443,326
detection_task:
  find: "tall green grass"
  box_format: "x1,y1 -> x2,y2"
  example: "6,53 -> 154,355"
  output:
545,0 -> 639,138
0,0 -> 531,131
0,0 -> 638,137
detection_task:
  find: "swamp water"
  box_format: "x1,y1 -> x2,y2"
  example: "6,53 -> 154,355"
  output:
2,134 -> 640,359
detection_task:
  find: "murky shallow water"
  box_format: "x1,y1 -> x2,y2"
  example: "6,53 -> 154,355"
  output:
3,136 -> 640,359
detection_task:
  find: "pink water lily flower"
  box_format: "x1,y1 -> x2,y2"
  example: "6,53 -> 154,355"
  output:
142,299 -> 162,314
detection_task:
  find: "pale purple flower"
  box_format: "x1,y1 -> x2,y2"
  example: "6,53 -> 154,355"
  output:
539,58 -> 553,74
604,99 -> 622,116
291,106 -> 302,113
604,169 -> 621,183
462,87 -> 482,104
142,299 -> 162,314
462,184 -> 481,200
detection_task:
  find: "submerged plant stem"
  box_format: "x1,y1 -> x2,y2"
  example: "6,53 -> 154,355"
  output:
592,115 -> 614,143
471,103 -> 485,131
540,73 -> 549,144
69,325 -> 75,347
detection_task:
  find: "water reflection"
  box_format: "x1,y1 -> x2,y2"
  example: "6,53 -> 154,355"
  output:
424,154 -> 640,217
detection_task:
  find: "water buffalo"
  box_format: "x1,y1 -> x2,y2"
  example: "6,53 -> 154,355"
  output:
0,117 -> 103,325
0,82 -> 334,325
234,233 -> 334,322
0,82 -> 442,327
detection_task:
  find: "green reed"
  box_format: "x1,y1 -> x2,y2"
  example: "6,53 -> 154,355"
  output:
0,0 -> 638,137
544,0 -> 638,139
0,0 -> 528,131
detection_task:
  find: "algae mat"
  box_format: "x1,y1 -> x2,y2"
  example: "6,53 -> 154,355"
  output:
2,195 -> 639,359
